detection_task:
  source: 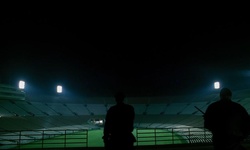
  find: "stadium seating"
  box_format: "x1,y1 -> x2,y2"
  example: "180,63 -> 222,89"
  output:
1,84 -> 250,149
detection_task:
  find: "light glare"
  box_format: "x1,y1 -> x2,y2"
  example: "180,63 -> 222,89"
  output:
19,80 -> 25,89
57,85 -> 62,93
214,82 -> 220,89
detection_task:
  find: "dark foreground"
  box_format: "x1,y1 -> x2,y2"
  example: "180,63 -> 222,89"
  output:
19,143 -> 250,150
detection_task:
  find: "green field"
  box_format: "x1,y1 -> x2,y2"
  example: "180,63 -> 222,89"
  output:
17,128 -> 187,149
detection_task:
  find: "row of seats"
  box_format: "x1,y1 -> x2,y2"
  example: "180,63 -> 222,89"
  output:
2,98 -> 250,118
0,100 -> 210,117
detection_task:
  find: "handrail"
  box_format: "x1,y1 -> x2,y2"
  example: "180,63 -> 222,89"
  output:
136,127 -> 212,146
2,127 -> 249,149
0,127 -> 212,149
0,129 -> 88,149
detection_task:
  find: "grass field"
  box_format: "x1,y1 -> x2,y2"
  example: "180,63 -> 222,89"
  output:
17,128 -> 187,149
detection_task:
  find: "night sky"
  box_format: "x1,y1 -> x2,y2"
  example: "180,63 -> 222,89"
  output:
1,6 -> 250,97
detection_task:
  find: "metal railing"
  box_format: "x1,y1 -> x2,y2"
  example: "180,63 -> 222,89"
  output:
0,127 -> 214,149
136,127 -> 212,146
0,129 -> 88,149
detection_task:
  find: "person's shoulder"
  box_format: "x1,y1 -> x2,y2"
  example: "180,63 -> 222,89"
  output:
123,103 -> 134,109
230,101 -> 242,106
206,101 -> 221,111
107,105 -> 116,111
232,101 -> 246,109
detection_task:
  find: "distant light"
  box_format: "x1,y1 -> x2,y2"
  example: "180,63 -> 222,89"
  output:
19,80 -> 25,89
214,82 -> 220,89
57,85 -> 62,93
88,118 -> 105,126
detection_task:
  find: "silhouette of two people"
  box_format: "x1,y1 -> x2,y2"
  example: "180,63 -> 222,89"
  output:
103,92 -> 136,150
204,88 -> 250,150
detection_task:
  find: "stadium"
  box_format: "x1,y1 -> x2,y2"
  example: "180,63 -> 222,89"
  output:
2,7 -> 250,150
1,82 -> 250,150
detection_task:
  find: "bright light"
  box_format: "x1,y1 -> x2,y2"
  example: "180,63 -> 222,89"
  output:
19,80 -> 25,89
214,81 -> 220,89
57,85 -> 62,93
88,118 -> 105,126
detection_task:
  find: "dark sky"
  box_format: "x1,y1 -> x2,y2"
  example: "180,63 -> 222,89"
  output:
1,6 -> 250,97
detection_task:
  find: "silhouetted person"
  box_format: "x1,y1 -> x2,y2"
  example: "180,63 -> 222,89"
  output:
103,92 -> 136,150
204,88 -> 250,150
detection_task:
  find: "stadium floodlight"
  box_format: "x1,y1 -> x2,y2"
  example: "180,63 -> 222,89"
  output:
214,81 -> 220,89
57,85 -> 63,93
18,80 -> 25,90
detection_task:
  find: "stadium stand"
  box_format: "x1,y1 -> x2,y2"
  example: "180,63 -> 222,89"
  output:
0,84 -> 25,101
1,84 -> 250,149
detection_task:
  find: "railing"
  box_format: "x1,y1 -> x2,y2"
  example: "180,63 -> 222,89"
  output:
0,127 -> 215,149
136,127 -> 212,146
0,129 -> 88,149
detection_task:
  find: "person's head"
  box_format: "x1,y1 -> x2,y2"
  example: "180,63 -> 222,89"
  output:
219,87 -> 232,101
114,92 -> 126,104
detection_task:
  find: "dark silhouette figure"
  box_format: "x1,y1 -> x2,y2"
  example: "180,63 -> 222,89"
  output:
103,92 -> 136,150
204,88 -> 250,150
